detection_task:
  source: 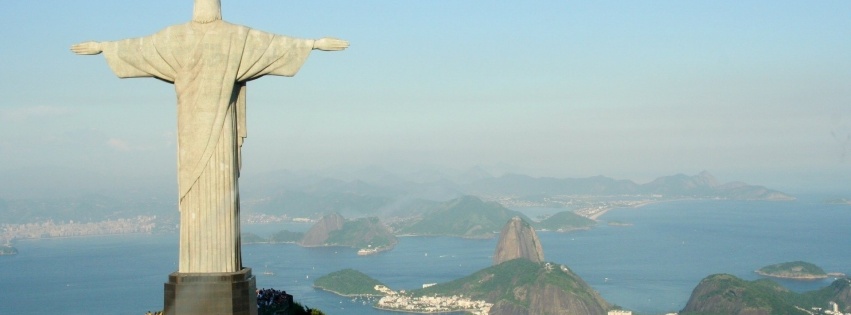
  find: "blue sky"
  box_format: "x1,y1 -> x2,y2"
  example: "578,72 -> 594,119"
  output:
0,0 -> 849,195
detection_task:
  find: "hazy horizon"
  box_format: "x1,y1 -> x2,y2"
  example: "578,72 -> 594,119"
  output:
1,1 -> 849,198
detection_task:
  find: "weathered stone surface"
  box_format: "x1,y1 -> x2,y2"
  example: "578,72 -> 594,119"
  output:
164,268 -> 257,315
493,216 -> 544,265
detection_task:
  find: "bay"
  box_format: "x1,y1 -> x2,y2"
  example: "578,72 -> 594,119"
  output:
0,197 -> 848,315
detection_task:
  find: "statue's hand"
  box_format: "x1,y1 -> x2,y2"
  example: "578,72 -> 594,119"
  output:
313,38 -> 349,51
70,41 -> 103,55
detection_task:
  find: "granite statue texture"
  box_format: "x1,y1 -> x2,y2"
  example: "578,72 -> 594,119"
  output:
71,0 -> 347,274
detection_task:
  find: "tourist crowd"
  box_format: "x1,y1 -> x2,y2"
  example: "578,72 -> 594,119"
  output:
257,288 -> 294,308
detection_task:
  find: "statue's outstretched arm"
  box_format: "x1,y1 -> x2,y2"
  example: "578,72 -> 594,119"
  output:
313,37 -> 349,51
71,41 -> 103,55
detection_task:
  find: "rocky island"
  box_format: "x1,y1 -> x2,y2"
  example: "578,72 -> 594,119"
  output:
300,213 -> 397,254
313,269 -> 386,297
755,261 -> 840,280
535,210 -> 596,232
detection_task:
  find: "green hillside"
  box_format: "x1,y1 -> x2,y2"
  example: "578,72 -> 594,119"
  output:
756,261 -> 827,279
313,269 -> 386,297
397,195 -> 533,238
682,274 -> 851,315
414,259 -> 610,314
326,217 -> 397,249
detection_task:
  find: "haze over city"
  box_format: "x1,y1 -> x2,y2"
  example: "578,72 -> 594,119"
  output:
1,0 -> 849,198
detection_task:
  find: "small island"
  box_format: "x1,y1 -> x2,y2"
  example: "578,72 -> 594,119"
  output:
755,261 -> 842,280
0,245 -> 17,256
301,214 -> 398,254
535,211 -> 596,232
313,269 -> 387,297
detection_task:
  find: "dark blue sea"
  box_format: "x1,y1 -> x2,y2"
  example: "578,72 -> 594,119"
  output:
1,197 -> 849,315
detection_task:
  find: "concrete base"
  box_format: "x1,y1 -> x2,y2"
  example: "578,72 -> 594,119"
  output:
164,268 -> 257,315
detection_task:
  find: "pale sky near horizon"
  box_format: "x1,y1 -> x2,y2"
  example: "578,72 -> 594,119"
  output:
0,0 -> 849,196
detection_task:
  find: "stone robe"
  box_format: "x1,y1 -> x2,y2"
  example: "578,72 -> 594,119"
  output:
102,20 -> 313,273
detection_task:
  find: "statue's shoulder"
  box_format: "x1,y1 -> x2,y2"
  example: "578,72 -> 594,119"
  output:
220,21 -> 251,33
158,21 -> 249,36
163,22 -> 194,32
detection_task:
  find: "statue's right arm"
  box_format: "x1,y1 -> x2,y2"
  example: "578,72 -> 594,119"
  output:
70,41 -> 103,55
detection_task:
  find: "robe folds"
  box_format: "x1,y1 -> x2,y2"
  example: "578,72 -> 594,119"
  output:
102,20 -> 313,273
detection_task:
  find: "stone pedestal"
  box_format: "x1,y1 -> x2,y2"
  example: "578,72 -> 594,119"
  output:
164,268 -> 257,315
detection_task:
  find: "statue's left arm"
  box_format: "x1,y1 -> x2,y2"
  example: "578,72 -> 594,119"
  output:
236,29 -> 348,81
70,41 -> 103,55
313,37 -> 349,51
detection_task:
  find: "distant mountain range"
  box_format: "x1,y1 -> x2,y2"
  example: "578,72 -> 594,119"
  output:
0,168 -> 795,224
394,196 -> 532,238
465,171 -> 794,200
243,170 -> 794,219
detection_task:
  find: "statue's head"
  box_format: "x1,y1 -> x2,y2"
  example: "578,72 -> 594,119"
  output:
193,0 -> 222,23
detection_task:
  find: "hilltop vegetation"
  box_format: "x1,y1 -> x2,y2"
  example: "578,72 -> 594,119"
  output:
313,269 -> 386,297
681,274 -> 851,315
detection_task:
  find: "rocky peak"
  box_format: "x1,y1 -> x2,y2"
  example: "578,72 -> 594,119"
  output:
493,216 -> 544,265
300,213 -> 345,246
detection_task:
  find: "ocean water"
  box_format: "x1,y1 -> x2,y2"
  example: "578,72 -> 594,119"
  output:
0,197 -> 848,315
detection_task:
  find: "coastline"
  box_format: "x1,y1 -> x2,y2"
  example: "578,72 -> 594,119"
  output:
4,231 -> 160,243
372,305 -> 469,315
312,286 -> 383,298
586,199 -> 672,220
754,270 -> 846,280
754,270 -> 828,280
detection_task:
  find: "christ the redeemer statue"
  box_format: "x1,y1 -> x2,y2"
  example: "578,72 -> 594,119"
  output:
71,0 -> 348,274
